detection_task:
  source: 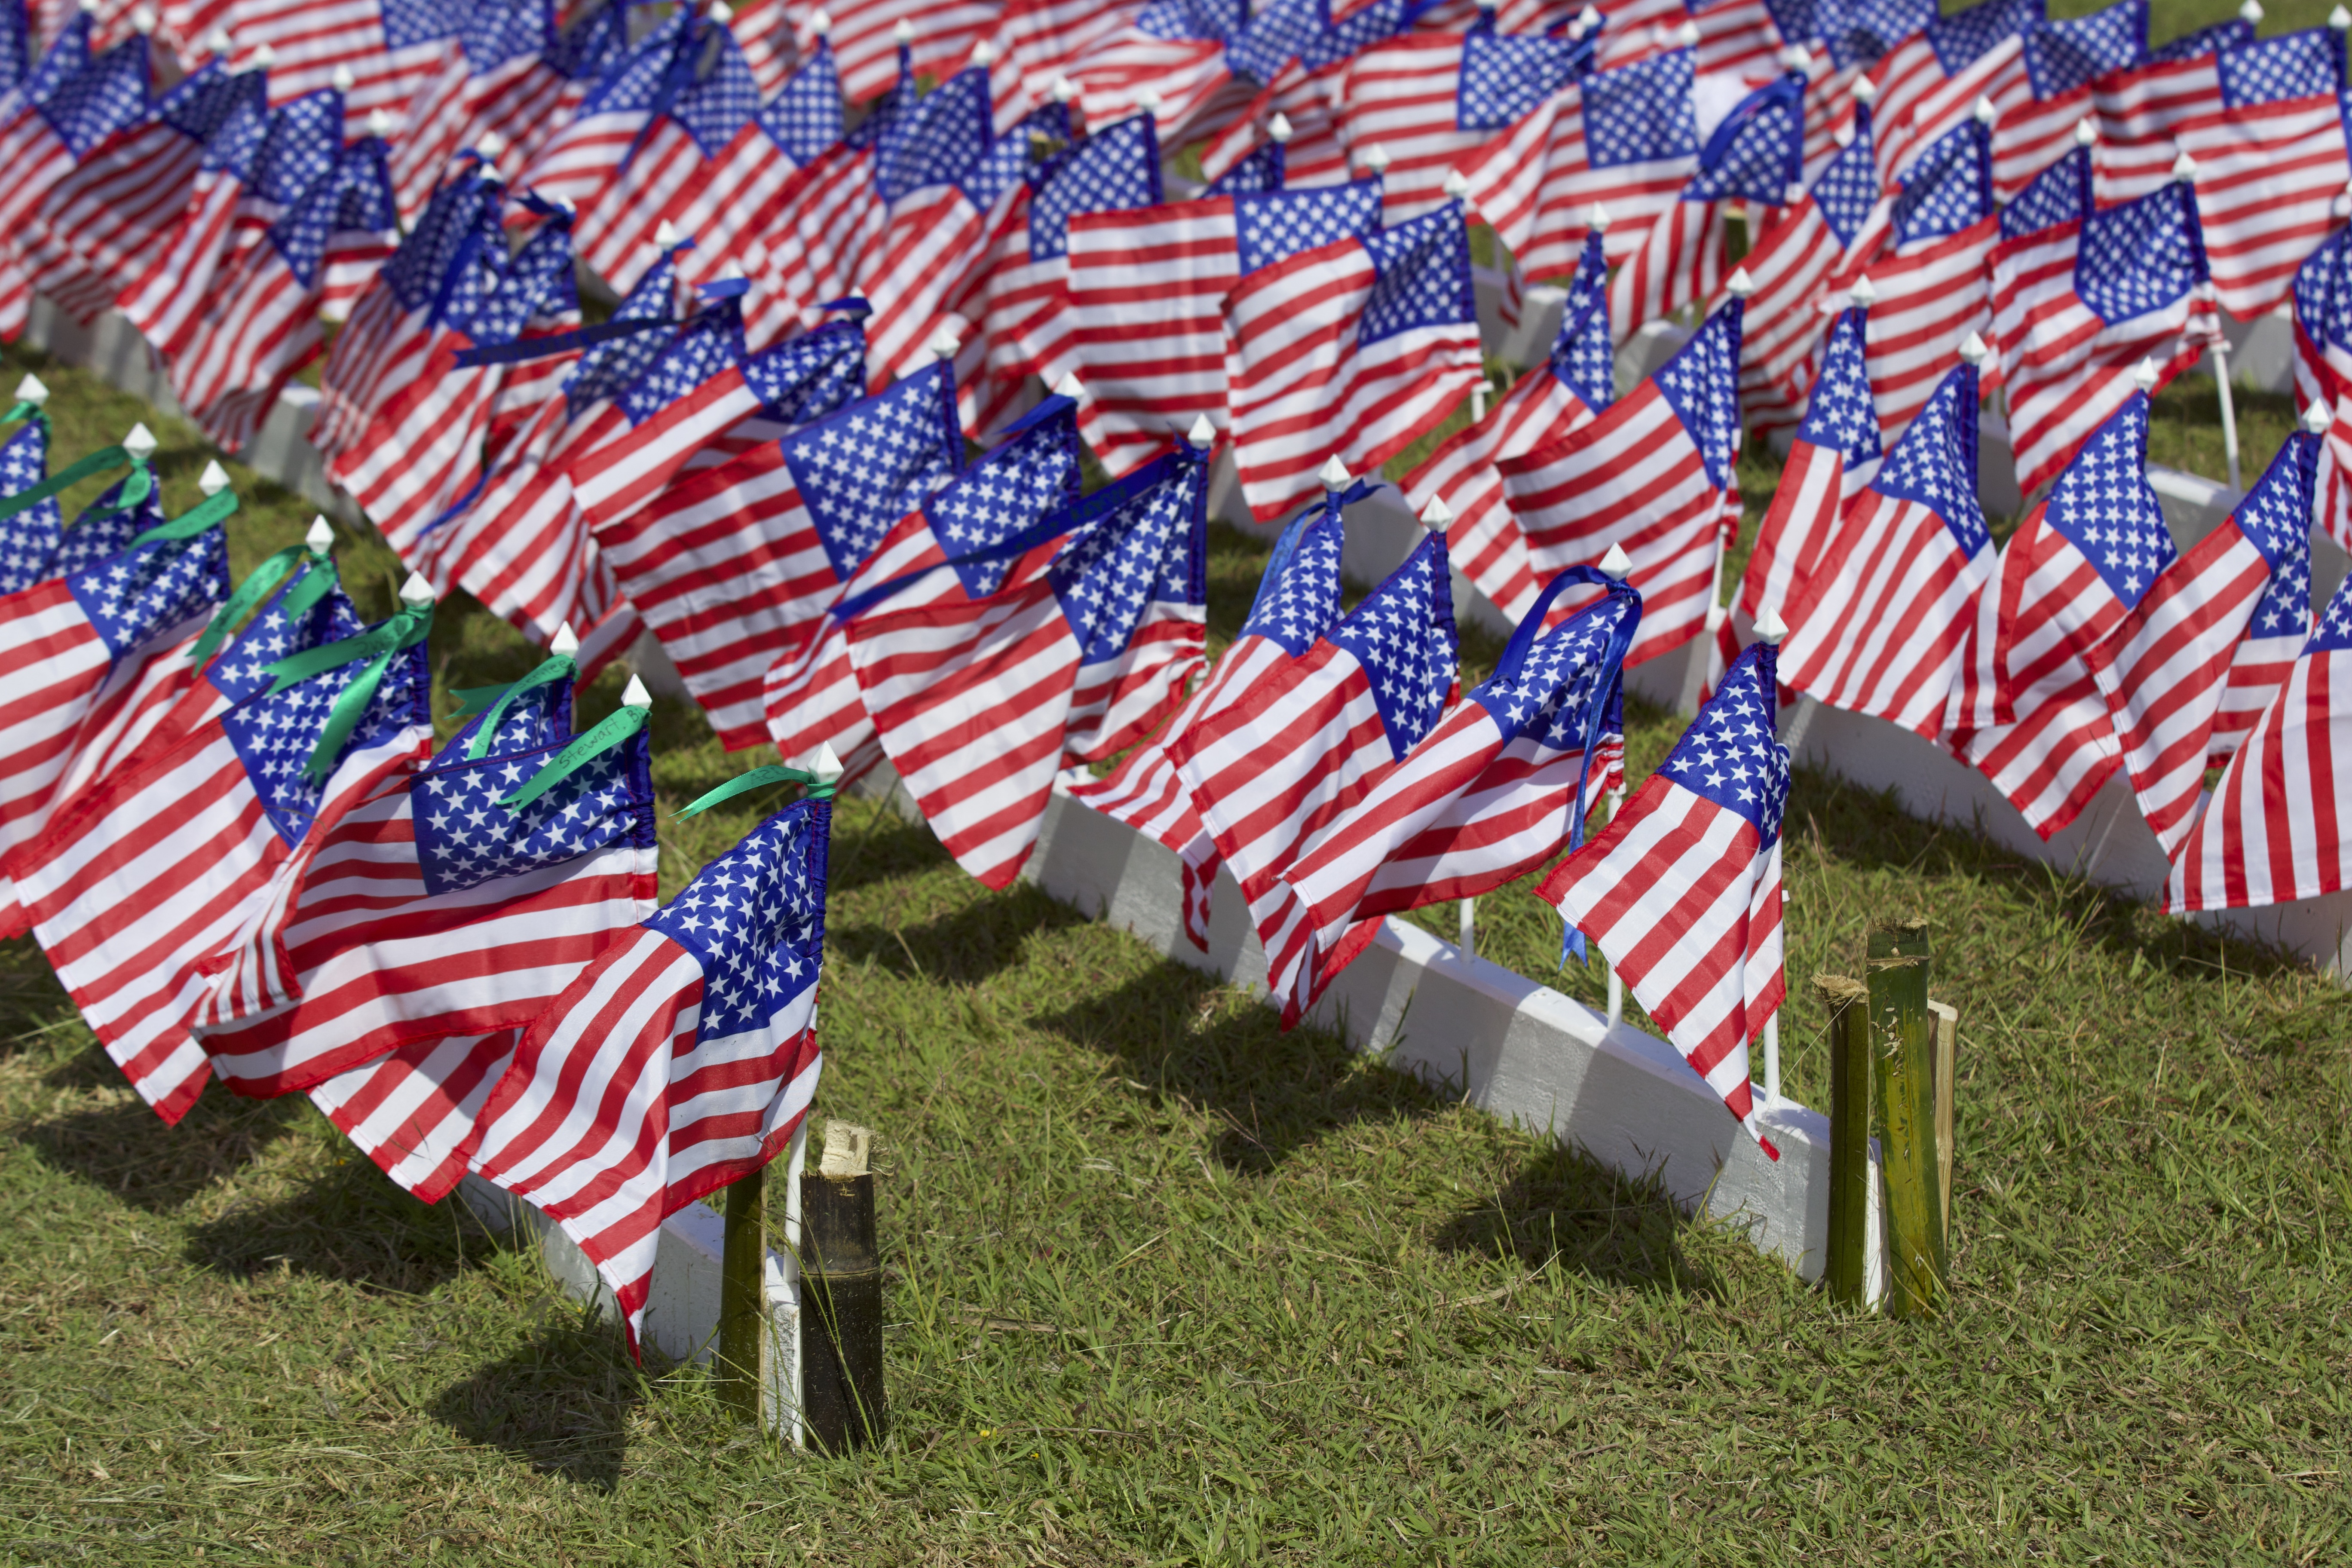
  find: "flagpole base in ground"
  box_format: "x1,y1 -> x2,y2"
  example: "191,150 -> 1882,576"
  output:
800,1122 -> 884,1454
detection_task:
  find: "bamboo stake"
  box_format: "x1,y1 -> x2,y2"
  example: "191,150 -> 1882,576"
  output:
1817,972 -> 1871,1309
1868,920 -> 1943,1317
1929,999 -> 1959,1255
718,1167 -> 766,1423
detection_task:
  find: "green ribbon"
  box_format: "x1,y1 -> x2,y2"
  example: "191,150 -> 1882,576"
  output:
75,457 -> 153,524
127,487 -> 239,550
460,654 -> 577,760
0,444 -> 130,525
190,541 -> 337,666
2,400 -> 49,433
673,763 -> 837,820
498,701 -> 646,811
259,599 -> 435,787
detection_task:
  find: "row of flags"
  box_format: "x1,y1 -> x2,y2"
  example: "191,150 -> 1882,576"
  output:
0,0 -> 2346,1315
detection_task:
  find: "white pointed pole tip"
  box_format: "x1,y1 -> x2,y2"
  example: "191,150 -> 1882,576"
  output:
367,108 -> 392,139
1973,95 -> 1995,126
1359,142 -> 1390,174
1442,168 -> 1470,199
1050,75 -> 1076,103
1853,73 -> 1877,102
398,572 -> 435,609
122,423 -> 157,460
970,39 -> 995,66
1779,44 -> 1811,71
1185,413 -> 1217,449
2132,358 -> 2159,393
1782,181 -> 1806,206
2240,0 -> 2263,20
926,325 -> 961,358
1724,266 -> 1755,299
893,17 -> 913,43
1675,19 -> 1699,46
551,620 -> 581,658
718,256 -> 747,282
129,7 -> 156,34
331,63 -> 355,92
1052,372 -> 1083,399
622,674 -> 654,709
14,373 -> 48,408
1268,111 -> 1293,143
1318,454 -> 1352,491
1958,330 -> 1990,366
705,0 -> 729,18
475,130 -> 505,160
2172,151 -> 2198,183
2334,3 -> 2350,29
206,26 -> 231,54
810,740 -> 845,785
1598,542 -> 1633,580
1578,4 -> 1600,28
2075,117 -> 2097,147
1419,494 -> 1454,532
810,9 -> 831,36
1136,89 -> 1162,113
1847,274 -> 1877,306
304,516 -> 335,554
252,42 -> 276,67
1754,606 -> 1787,644
2306,399 -> 2332,434
198,459 -> 231,496
1587,201 -> 1611,232
654,217 -> 680,249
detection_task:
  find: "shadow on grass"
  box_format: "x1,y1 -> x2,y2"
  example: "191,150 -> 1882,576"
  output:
1041,959 -> 1446,1175
836,880 -> 1091,988
1433,1141 -> 1722,1298
431,1314 -> 650,1491
181,1150 -> 500,1295
12,1048 -> 312,1215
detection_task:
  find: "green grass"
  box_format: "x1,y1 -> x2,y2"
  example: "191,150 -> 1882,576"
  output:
4,154 -> 2352,1559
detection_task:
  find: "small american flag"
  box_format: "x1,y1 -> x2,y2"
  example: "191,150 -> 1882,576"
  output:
2082,425 -> 2320,857
228,0 -> 465,136
1990,175 -> 2219,496
1410,225 -> 1611,626
2166,573 -> 2352,914
2292,227 -> 2352,556
655,33 -> 844,288
0,416 -> 57,595
1065,484 -> 1348,951
0,31 -> 151,303
196,673 -> 658,1106
1613,67 -> 1801,337
599,359 -> 962,748
764,395 -> 1079,786
513,7 -> 692,217
1982,0 -> 2145,202
1169,524 -> 1458,956
1778,360 -> 1993,737
1450,42 -> 1699,288
468,792 -> 833,1357
1538,635 -> 1788,1156
1336,27 -> 1591,221
1225,202 -> 1485,525
1853,115 -> 1996,446
848,442 -> 1210,889
1500,292 -> 1744,668
1066,178 -> 1383,475
1264,567 -> 1639,1027
383,0 -> 561,224
805,0 -> 998,103
1740,302 -> 1880,624
2086,18 -> 2255,204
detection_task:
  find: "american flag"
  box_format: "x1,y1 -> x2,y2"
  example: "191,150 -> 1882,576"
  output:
2168,28 -> 2352,321
1225,202 -> 1485,524
1777,359 -> 1993,737
1409,225 -> 1611,626
1451,42 -> 1700,287
224,0 -> 464,138
0,31 -> 152,302
0,415 -> 57,596
1498,291 -> 1744,668
949,110 -> 1161,438
1862,0 -> 2031,184
1264,567 -> 1639,1027
1990,174 -> 2219,497
571,11 -> 760,295
511,6 -> 689,217
1065,177 -> 1381,475
318,128 -> 399,321
384,0 -> 576,227
1168,524 -> 1458,953
2081,424 -> 2319,858
2292,225 -> 2352,556
1980,389 -> 2172,726
1730,90 -> 1881,431
6,515 -> 380,1127
468,792 -> 833,1358
1739,302 -> 1880,624
306,1028 -> 520,1200
800,0 -> 997,104
599,359 -> 962,749
0,490 -> 229,934
1335,27 -> 1591,221
1981,0 -> 2144,202
2086,17 -> 2255,203
1613,66 -> 1802,335
17,61 -> 259,326
763,395 -> 1080,789
0,10 -> 87,334
195,674 -> 659,1099
848,443 -> 1211,889
653,33 -> 843,286
1538,635 -> 1787,1153
1064,483 -> 1348,951
1854,114 -> 1995,444
2165,573 -> 2352,914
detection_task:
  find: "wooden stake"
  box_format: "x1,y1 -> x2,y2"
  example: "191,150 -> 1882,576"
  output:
1868,920 -> 1944,1317
1816,972 -> 1871,1310
1929,999 -> 1959,1255
717,1167 -> 765,1423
